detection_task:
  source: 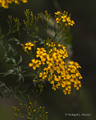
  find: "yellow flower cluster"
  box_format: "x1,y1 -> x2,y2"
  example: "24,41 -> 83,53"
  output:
0,0 -> 27,8
27,41 -> 82,95
55,11 -> 75,26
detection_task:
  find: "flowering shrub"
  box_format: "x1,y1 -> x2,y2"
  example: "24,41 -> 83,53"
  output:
0,9 -> 82,119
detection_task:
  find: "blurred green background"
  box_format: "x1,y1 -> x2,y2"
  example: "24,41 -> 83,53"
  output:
0,0 -> 96,120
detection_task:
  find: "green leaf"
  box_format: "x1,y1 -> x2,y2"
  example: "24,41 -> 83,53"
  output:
17,56 -> 22,64
8,44 -> 15,52
17,73 -> 24,82
0,82 -> 5,87
3,69 -> 15,77
5,58 -> 11,63
8,38 -> 20,44
11,58 -> 16,64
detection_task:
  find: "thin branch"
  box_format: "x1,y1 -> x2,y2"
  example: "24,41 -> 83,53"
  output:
0,72 -> 17,75
0,81 -> 11,92
0,72 -> 34,77
0,81 -> 21,102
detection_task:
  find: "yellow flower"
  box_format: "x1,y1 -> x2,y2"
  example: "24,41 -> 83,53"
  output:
37,48 -> 46,53
29,59 -> 41,70
64,81 -> 71,90
46,42 -> 49,46
48,74 -> 53,82
71,74 -> 78,81
50,74 -> 57,84
56,17 -> 61,23
71,20 -> 75,26
59,49 -> 68,59
68,65 -> 77,73
33,109 -> 36,112
36,51 -> 43,58
53,52 -> 61,60
36,48 -> 47,63
52,84 -> 56,91
55,76 -> 65,88
27,117 -> 30,119
55,58 -> 65,66
46,56 -> 54,64
55,11 -> 61,15
44,63 -> 55,74
25,42 -> 34,50
65,74 -> 71,81
74,80 -> 81,90
56,65 -> 65,74
50,42 -> 55,47
21,0 -> 27,3
58,44 -> 63,48
38,53 -> 47,64
66,17 -> 71,22
21,44 -> 28,53
39,72 -> 47,80
76,73 -> 83,79
69,61 -> 81,68
63,89 -> 71,95
41,53 -> 48,60
61,15 -> 67,22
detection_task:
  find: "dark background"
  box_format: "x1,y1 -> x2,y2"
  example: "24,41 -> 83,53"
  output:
0,0 -> 96,120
